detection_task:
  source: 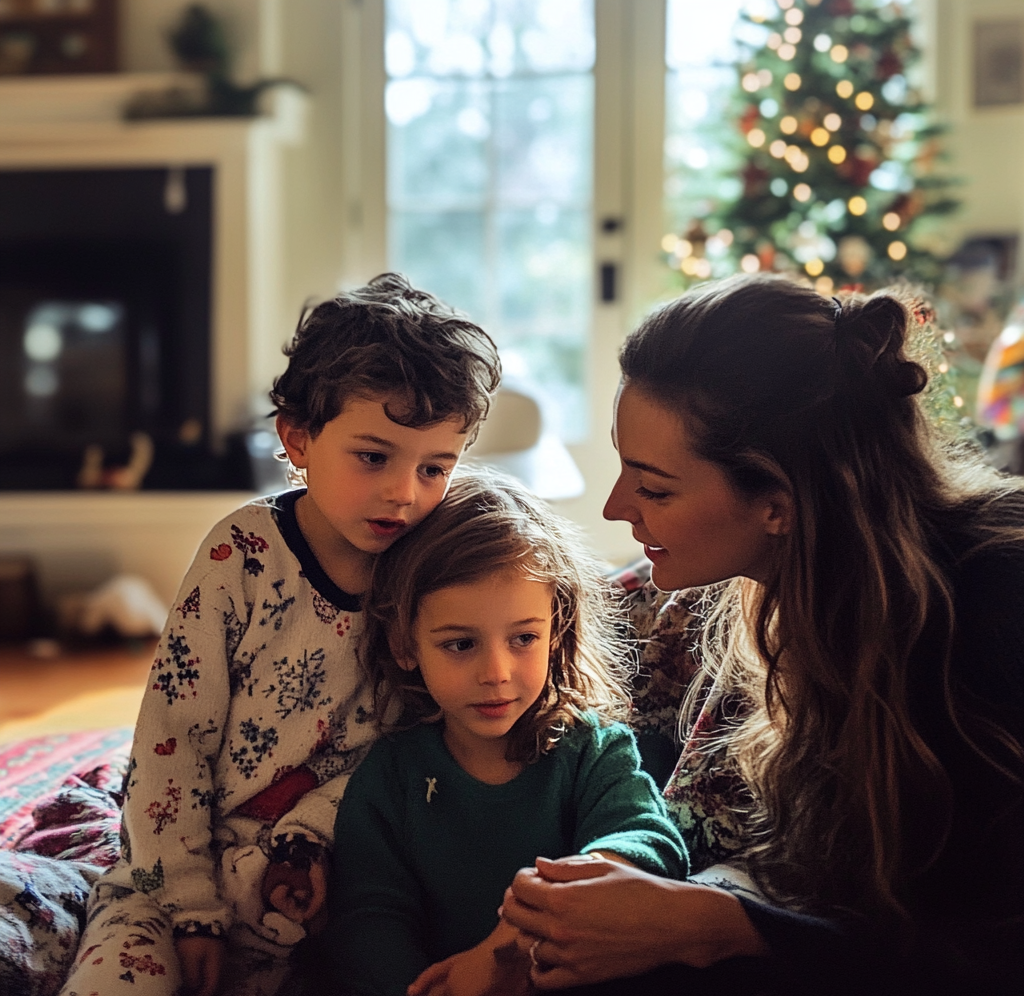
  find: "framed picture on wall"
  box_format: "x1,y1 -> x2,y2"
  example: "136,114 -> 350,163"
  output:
974,19 -> 1024,107
0,0 -> 117,75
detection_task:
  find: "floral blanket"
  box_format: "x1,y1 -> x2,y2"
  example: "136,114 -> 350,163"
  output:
0,728 -> 133,996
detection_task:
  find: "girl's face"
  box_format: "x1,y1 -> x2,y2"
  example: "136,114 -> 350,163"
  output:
404,568 -> 552,778
603,381 -> 789,591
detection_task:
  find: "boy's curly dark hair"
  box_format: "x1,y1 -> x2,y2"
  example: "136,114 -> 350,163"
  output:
361,467 -> 634,765
270,273 -> 501,440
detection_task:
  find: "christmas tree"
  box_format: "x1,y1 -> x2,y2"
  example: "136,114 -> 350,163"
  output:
665,0 -> 960,297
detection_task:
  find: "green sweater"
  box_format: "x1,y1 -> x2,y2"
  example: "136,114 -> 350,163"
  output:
327,718 -> 687,996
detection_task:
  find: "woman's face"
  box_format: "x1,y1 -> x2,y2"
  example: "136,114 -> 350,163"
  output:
603,381 -> 789,591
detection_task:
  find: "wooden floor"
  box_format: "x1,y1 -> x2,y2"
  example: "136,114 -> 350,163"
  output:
0,639 -> 156,725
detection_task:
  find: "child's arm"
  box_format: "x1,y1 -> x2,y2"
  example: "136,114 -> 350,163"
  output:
253,733 -> 375,930
119,558 -> 237,939
571,722 -> 689,878
260,737 -> 375,919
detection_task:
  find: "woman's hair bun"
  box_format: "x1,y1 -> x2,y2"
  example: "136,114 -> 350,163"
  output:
837,293 -> 927,398
888,358 -> 928,397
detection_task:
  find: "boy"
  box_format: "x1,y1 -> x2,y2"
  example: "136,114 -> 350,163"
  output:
60,274 -> 500,996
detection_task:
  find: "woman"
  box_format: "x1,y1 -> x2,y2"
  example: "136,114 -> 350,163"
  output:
500,274 -> 1024,995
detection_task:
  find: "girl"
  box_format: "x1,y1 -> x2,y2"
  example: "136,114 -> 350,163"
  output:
325,468 -> 687,996
501,274 -> 1024,995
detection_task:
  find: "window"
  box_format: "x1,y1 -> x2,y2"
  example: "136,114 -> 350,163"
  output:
663,0 -> 747,263
384,0 -> 595,438
341,0 -> 668,560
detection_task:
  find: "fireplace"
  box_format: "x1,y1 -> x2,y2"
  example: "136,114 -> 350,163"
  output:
0,75 -> 306,497
0,166 -> 231,489
0,74 -> 305,605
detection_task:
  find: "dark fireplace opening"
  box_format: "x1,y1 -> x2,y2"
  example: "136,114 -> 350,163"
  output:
0,167 -> 254,491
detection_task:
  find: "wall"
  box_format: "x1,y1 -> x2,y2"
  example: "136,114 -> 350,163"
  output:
928,0 -> 1024,269
0,493 -> 253,608
121,0 -> 274,81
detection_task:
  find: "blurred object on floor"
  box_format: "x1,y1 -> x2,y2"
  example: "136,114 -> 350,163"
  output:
60,574 -> 168,640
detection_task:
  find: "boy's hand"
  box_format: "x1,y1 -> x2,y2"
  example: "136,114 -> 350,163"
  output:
261,855 -> 329,930
175,935 -> 225,996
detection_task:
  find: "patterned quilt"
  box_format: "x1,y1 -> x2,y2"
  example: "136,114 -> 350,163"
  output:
0,728 -> 133,996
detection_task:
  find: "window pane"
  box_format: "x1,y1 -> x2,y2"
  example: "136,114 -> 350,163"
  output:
389,210 -> 487,318
387,0 -> 594,78
496,206 -> 590,431
664,0 -> 746,238
388,80 -> 490,206
385,0 -> 594,440
494,76 -> 592,205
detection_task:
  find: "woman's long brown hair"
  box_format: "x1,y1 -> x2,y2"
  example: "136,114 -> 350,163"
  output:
621,273 -> 1024,921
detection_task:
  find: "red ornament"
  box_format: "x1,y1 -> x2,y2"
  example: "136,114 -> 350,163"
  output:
912,301 -> 937,325
876,48 -> 903,80
829,0 -> 855,14
740,104 -> 760,134
741,162 -> 770,198
837,154 -> 876,187
889,191 -> 925,222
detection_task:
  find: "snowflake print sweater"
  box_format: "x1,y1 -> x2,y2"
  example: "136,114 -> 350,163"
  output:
105,489 -> 376,945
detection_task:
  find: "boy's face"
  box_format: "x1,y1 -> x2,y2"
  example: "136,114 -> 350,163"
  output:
279,396 -> 469,560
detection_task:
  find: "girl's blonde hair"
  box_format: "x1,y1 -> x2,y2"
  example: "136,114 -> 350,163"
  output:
621,273 -> 1024,922
361,467 -> 634,764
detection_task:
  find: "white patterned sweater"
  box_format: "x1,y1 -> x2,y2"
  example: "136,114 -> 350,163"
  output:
102,489 -> 376,946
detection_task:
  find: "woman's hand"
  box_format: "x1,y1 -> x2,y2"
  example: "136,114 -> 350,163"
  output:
407,919 -> 533,996
501,855 -> 768,989
175,935 -> 225,996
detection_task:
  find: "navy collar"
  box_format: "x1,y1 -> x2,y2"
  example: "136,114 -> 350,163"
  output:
269,489 -> 361,612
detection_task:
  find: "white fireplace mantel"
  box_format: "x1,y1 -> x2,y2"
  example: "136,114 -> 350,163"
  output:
0,72 -> 307,442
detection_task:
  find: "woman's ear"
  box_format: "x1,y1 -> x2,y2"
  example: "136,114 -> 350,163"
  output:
763,490 -> 794,537
277,414 -> 310,469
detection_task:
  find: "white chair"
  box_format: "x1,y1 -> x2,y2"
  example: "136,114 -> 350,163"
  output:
467,380 -> 585,501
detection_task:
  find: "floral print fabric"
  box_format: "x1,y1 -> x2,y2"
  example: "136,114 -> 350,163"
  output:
615,563 -> 755,873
